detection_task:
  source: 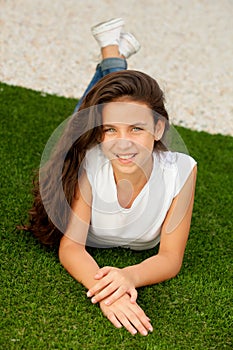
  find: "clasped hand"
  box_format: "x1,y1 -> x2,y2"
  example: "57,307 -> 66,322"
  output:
87,266 -> 137,305
87,266 -> 153,335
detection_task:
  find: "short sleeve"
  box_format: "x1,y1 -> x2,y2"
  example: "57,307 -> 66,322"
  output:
174,153 -> 197,197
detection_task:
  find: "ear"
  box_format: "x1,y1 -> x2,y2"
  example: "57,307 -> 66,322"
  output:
154,119 -> 165,141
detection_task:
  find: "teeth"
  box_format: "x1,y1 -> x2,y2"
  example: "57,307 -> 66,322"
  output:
117,154 -> 135,159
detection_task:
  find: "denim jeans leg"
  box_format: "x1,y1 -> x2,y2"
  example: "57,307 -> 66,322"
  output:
100,57 -> 127,76
74,58 -> 127,112
74,64 -> 102,112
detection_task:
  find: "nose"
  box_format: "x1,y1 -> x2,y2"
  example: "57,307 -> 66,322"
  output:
115,137 -> 134,150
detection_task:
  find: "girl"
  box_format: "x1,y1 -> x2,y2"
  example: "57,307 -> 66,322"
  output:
23,18 -> 197,336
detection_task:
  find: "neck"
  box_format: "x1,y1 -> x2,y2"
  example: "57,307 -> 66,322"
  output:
114,167 -> 149,188
114,156 -> 153,186
113,156 -> 154,209
114,162 -> 153,209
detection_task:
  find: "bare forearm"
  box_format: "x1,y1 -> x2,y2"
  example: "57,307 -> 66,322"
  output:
124,253 -> 181,288
59,241 -> 99,290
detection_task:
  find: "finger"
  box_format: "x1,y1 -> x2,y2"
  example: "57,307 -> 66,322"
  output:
91,282 -> 118,303
129,288 -> 138,303
106,312 -> 122,329
120,308 -> 148,336
94,266 -> 112,279
87,276 -> 112,298
130,307 -> 153,334
114,311 -> 137,336
104,286 -> 128,306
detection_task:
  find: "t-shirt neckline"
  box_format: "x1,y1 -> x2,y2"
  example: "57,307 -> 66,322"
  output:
108,153 -> 157,212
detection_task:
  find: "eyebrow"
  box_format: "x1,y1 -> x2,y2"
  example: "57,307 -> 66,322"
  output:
102,122 -> 148,127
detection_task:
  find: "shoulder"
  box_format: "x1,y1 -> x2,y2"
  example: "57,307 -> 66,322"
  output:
154,151 -> 197,197
176,152 -> 196,166
84,145 -> 111,188
154,151 -> 197,170
85,145 -> 102,164
84,145 -> 104,179
75,170 -> 92,202
173,152 -> 197,197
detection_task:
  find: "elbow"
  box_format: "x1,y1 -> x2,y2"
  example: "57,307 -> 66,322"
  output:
58,235 -> 86,267
171,259 -> 182,278
170,262 -> 182,279
58,239 -> 66,267
58,236 -> 76,267
165,254 -> 183,279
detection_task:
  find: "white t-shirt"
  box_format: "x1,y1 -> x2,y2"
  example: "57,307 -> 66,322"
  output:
84,145 -> 196,250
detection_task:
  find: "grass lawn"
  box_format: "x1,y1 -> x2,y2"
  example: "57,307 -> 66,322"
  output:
0,82 -> 232,350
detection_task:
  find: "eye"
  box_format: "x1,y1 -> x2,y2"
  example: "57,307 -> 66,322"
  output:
132,126 -> 143,132
103,127 -> 116,134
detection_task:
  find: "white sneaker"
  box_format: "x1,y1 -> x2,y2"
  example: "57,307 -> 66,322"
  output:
119,32 -> 141,58
91,18 -> 124,48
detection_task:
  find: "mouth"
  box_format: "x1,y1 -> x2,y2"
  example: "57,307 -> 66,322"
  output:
114,153 -> 137,164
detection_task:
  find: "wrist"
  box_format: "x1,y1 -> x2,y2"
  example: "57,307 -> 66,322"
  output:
123,265 -> 139,287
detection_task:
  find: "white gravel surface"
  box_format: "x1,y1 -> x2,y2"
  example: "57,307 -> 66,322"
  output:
1,0 -> 233,136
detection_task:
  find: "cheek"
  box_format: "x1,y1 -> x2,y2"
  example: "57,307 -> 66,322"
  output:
101,138 -> 114,154
140,135 -> 155,151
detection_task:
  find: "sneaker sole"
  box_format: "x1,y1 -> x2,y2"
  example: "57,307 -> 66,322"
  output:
91,18 -> 124,35
121,32 -> 141,53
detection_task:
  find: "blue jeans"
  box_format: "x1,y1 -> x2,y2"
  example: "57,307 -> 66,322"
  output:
74,57 -> 127,112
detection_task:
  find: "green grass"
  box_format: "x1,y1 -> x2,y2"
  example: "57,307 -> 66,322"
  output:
0,81 -> 232,350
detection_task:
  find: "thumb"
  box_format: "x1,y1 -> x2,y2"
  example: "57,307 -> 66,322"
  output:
128,288 -> 138,303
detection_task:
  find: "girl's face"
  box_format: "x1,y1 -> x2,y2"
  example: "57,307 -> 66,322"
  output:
101,100 -> 164,177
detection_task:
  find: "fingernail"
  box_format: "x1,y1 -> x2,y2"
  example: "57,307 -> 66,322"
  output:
87,291 -> 91,297
142,330 -> 148,336
149,326 -> 153,332
91,297 -> 96,303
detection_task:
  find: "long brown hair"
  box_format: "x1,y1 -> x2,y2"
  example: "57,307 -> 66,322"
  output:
21,70 -> 169,247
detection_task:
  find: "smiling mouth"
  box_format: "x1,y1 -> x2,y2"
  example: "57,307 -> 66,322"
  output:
115,153 -> 137,160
